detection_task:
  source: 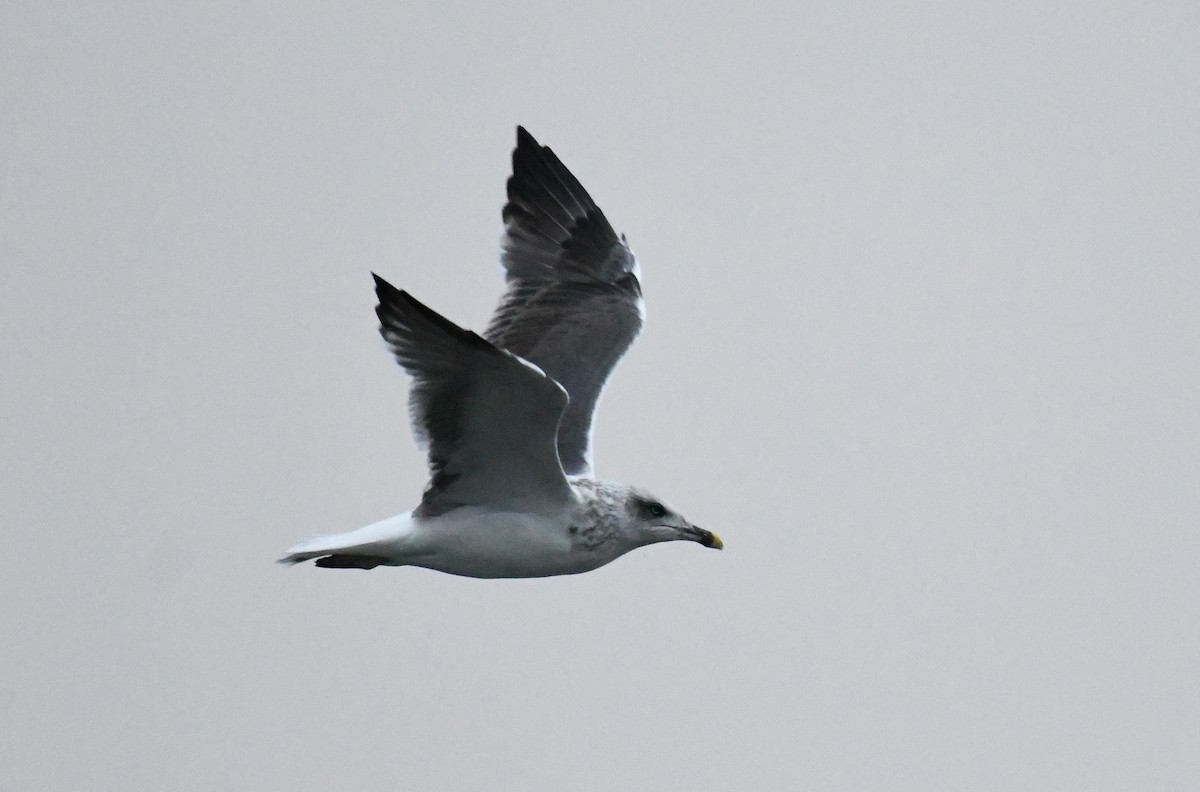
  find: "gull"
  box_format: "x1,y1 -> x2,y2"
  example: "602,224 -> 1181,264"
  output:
280,127 -> 721,578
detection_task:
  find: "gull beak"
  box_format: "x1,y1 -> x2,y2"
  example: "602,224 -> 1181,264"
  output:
688,525 -> 723,550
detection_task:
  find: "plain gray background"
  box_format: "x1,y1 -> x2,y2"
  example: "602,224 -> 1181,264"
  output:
3,2 -> 1197,790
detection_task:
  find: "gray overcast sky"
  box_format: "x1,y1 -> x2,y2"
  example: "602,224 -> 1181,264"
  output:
3,2 -> 1197,790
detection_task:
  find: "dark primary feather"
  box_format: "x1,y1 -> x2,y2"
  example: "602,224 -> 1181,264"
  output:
373,274 -> 572,514
485,127 -> 644,476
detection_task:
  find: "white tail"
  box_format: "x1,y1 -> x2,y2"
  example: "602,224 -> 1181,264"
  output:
277,513 -> 416,567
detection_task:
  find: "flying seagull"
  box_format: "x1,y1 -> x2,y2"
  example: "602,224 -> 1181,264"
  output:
280,127 -> 721,578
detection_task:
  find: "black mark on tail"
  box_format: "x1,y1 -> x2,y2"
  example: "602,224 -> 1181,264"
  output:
314,554 -> 389,570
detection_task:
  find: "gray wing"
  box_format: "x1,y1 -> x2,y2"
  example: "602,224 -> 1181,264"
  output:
485,126 -> 644,477
373,273 -> 572,516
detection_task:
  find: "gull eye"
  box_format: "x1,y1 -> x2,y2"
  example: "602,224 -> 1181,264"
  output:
645,501 -> 666,519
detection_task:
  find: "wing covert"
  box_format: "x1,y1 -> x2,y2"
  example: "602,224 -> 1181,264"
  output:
485,127 -> 644,476
373,273 -> 572,515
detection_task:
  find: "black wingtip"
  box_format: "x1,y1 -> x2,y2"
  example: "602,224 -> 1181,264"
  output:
372,272 -> 404,301
372,272 -> 416,327
514,126 -> 555,165
373,276 -> 427,318
372,276 -> 498,355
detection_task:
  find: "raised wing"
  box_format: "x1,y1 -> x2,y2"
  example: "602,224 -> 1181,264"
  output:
485,127 -> 644,476
373,273 -> 572,516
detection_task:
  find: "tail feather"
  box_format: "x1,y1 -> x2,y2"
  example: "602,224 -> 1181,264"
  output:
313,554 -> 390,569
278,548 -> 389,569
276,548 -> 325,566
278,513 -> 415,568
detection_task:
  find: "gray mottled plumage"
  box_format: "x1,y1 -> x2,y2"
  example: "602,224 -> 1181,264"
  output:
278,128 -> 721,578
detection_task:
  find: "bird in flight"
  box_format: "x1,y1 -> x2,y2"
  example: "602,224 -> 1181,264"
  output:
280,127 -> 721,578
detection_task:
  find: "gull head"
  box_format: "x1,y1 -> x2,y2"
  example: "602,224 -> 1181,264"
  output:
622,488 -> 723,550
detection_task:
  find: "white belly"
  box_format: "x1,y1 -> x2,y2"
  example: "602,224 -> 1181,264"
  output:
285,505 -> 627,579
405,507 -> 615,578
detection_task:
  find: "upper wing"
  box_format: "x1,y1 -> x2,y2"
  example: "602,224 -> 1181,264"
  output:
485,126 -> 644,477
373,273 -> 572,516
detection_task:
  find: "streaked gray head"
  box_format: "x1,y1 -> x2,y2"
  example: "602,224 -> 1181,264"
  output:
569,479 -> 722,555
622,487 -> 723,550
